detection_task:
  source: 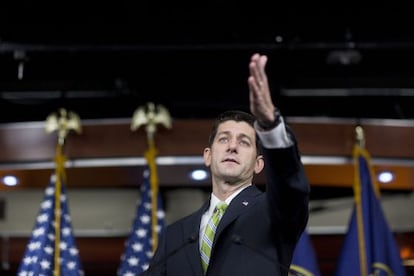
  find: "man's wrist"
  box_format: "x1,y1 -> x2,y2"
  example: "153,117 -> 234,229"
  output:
257,109 -> 282,130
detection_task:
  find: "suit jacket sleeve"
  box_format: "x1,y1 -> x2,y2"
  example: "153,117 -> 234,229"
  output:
260,127 -> 310,263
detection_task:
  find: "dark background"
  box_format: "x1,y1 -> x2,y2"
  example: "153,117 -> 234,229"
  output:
1,2 -> 414,123
1,3 -> 414,275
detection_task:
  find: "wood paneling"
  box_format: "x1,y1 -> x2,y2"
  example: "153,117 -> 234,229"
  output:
1,118 -> 414,161
1,117 -> 413,191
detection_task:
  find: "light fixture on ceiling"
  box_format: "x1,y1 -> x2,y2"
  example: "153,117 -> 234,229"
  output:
326,29 -> 362,66
13,50 -> 27,80
2,175 -> 19,187
189,169 -> 209,181
377,171 -> 394,184
326,48 -> 362,66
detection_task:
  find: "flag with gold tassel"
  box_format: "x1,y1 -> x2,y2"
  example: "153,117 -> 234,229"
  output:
17,109 -> 83,276
335,126 -> 406,276
118,102 -> 171,276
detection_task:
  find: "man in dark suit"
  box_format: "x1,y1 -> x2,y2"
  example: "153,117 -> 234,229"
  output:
147,53 -> 310,276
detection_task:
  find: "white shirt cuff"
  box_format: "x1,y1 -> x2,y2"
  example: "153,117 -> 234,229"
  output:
255,117 -> 293,148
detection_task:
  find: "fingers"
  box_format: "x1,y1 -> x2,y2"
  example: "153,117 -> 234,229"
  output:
247,75 -> 260,94
249,54 -> 268,89
248,54 -> 275,119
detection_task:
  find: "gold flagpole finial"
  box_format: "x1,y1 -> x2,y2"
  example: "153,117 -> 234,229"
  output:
130,102 -> 172,142
355,125 -> 365,148
45,108 -> 82,145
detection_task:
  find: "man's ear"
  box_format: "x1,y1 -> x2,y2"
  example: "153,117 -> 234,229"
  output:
254,155 -> 265,174
203,147 -> 212,167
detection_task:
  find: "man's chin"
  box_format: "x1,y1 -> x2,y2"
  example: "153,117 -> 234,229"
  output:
222,175 -> 242,185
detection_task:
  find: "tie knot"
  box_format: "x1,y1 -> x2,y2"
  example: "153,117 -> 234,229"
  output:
215,202 -> 228,213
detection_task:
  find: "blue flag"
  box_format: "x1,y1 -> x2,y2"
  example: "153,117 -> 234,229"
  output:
118,168 -> 165,276
17,174 -> 83,275
335,145 -> 406,276
290,230 -> 321,276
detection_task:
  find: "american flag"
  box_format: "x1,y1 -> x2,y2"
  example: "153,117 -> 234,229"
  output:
118,168 -> 165,276
17,173 -> 84,276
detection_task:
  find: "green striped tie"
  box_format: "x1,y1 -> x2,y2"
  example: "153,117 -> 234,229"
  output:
200,202 -> 228,273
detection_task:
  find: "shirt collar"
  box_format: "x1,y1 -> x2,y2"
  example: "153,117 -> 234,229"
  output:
209,183 -> 251,213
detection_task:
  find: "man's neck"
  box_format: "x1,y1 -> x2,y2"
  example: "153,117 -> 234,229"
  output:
212,182 -> 251,201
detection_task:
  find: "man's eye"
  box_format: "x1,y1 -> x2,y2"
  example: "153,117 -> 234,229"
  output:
240,141 -> 249,146
218,137 -> 228,143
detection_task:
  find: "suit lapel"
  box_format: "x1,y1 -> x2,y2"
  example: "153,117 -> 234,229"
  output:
214,185 -> 262,242
182,201 -> 209,276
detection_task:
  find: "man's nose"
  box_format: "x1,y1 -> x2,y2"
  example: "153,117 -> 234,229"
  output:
227,139 -> 238,151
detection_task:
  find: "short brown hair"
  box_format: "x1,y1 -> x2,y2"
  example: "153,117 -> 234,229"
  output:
208,110 -> 262,154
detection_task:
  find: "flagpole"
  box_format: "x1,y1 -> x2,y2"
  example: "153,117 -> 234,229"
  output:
45,108 -> 81,276
53,144 -> 64,276
131,102 -> 172,252
354,125 -> 368,276
145,138 -> 159,251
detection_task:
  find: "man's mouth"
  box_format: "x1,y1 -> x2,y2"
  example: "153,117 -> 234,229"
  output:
222,158 -> 239,164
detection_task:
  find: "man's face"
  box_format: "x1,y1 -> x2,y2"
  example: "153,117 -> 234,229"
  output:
204,120 -> 263,185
